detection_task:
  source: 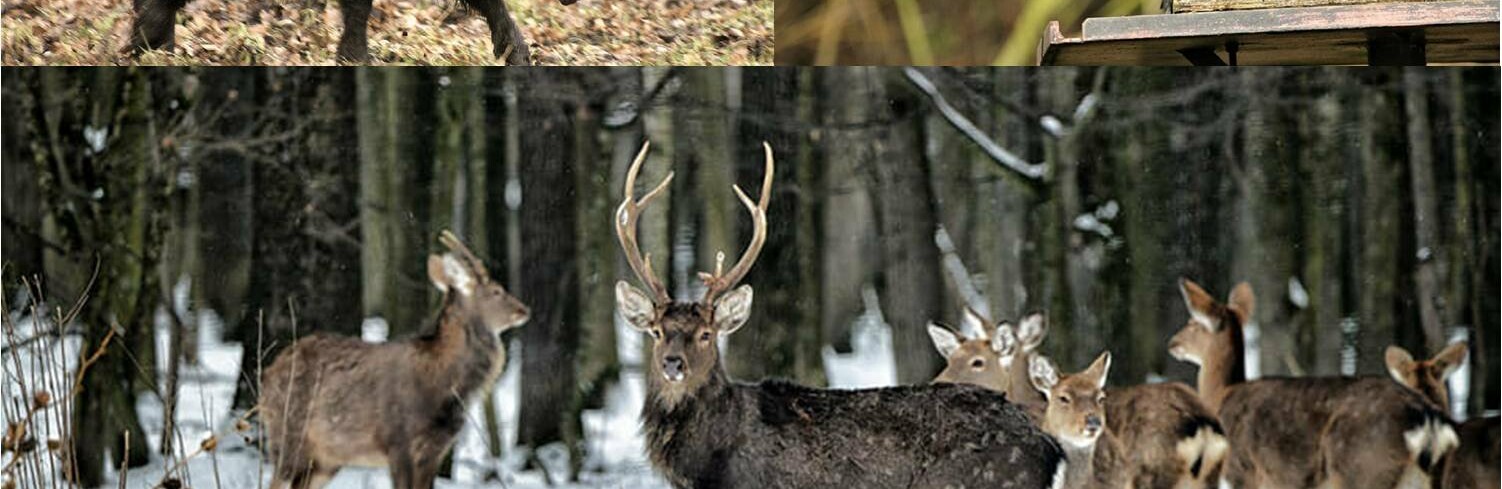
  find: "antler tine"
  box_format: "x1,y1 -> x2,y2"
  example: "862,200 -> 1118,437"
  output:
701,142 -> 774,304
616,142 -> 674,303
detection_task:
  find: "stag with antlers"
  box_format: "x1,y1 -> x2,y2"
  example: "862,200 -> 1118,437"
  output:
614,142 -> 1064,489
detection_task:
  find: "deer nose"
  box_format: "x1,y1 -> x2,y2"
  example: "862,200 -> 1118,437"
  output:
662,356 -> 686,382
1085,415 -> 1103,431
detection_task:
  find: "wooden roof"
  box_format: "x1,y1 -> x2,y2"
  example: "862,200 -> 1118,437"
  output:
1038,0 -> 1500,65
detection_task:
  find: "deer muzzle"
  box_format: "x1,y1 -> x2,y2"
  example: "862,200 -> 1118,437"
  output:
662,355 -> 686,382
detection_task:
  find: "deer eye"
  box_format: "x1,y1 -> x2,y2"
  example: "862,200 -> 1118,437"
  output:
650,329 -> 662,339
1059,395 -> 1072,405
970,358 -> 985,369
1097,393 -> 1106,403
700,331 -> 713,342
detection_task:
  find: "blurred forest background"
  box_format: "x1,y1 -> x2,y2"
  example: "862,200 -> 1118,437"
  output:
2,67 -> 1498,485
776,0 -> 1158,65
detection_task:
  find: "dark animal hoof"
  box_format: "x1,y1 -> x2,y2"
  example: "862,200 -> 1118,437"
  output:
501,44 -> 531,65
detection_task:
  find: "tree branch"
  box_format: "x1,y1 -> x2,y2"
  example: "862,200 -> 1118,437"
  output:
902,68 -> 1048,183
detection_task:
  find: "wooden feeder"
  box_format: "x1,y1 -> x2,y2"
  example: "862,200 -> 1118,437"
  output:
1037,0 -> 1499,65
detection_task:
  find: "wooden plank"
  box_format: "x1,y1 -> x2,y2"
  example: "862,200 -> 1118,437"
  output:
1170,0 -> 1438,15
1037,0 -> 1499,65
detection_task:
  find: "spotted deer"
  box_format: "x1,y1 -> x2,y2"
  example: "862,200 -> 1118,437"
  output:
614,142 -> 1064,489
1384,342 -> 1499,489
1028,351 -> 1129,489
257,231 -> 529,489
936,309 -> 1226,489
927,307 -> 1018,393
1169,278 -> 1456,489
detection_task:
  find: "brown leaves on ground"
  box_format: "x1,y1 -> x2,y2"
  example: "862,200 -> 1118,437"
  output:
1,0 -> 770,65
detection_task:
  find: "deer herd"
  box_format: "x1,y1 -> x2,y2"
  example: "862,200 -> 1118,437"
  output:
254,142 -> 1499,489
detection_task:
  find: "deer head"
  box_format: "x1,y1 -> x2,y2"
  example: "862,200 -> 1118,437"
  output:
1167,278 -> 1253,367
1030,351 -> 1112,449
427,230 -> 530,332
929,307 -> 1017,392
1385,342 -> 1468,409
615,141 -> 773,408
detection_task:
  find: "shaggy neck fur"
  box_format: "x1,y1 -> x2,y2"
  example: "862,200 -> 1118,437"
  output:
641,356 -> 738,488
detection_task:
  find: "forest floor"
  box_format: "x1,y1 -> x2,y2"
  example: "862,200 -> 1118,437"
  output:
1,283 -> 894,489
1,0 -> 771,65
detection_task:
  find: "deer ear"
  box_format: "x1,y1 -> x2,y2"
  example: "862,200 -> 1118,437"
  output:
1029,355 -> 1059,397
1228,282 -> 1255,323
1180,278 -> 1220,331
991,323 -> 1018,360
429,254 -> 475,296
1085,351 -> 1112,389
714,285 -> 754,336
927,323 -> 961,358
1016,313 -> 1047,351
1385,345 -> 1415,384
1432,342 -> 1469,380
428,255 -> 450,292
961,307 -> 989,340
616,281 -> 656,332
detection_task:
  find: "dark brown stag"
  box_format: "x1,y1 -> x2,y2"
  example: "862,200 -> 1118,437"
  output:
257,231 -> 529,489
613,142 -> 1064,489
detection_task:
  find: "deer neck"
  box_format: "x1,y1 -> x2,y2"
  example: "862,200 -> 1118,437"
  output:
1196,324 -> 1246,413
1059,439 -> 1098,488
426,301 -> 503,391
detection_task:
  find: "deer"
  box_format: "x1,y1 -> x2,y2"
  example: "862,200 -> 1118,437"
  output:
1169,278 -> 1457,489
256,231 -> 530,489
123,0 -> 558,64
1383,342 -> 1499,489
931,308 -> 1226,489
1028,351 -> 1129,489
926,307 -> 1018,393
613,141 -> 1065,489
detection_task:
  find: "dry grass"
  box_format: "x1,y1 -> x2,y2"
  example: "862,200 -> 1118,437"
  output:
1,0 -> 771,65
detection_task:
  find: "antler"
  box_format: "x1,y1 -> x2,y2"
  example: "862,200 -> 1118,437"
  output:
699,142 -> 774,305
439,230 -> 488,278
616,142 -> 674,304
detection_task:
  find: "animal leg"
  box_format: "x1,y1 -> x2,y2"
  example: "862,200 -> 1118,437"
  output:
124,0 -> 190,54
335,0 -> 373,62
458,0 -> 530,65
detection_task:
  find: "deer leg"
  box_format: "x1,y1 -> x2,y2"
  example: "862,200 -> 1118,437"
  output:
290,466 -> 336,489
123,0 -> 190,54
335,0 -> 373,62
458,0 -> 530,65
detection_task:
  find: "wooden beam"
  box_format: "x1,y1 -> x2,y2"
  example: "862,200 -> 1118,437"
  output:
1171,0 -> 1439,15
1037,0 -> 1497,65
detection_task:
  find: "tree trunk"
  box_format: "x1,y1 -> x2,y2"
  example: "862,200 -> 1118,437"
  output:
1354,75 -> 1406,375
817,67 -> 880,354
233,69 -> 364,410
31,67 -> 159,487
873,70 -> 945,384
514,68 -> 583,482
728,67 -> 825,386
1401,69 -> 1446,355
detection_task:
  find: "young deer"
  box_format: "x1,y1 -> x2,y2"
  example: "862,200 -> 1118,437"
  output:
614,142 -> 1064,489
1384,342 -> 1499,489
941,309 -> 1226,489
1169,278 -> 1456,489
125,0 -> 556,64
1028,352 -> 1128,489
257,231 -> 529,489
927,307 -> 1018,393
